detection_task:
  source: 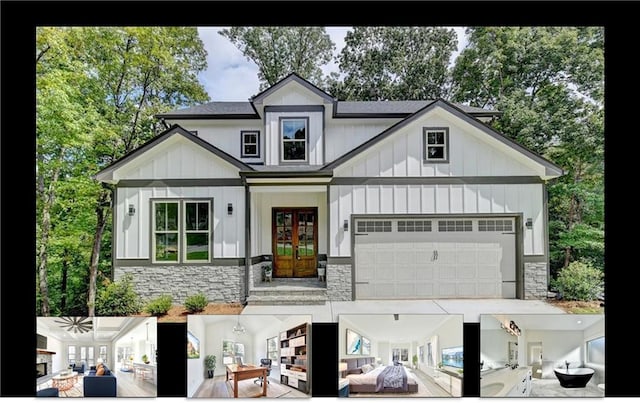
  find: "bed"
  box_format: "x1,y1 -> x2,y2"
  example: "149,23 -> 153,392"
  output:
342,357 -> 419,394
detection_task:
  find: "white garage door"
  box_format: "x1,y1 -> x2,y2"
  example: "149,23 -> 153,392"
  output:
354,217 -> 516,299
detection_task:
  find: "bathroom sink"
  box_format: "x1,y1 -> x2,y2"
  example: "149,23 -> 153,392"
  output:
481,382 -> 505,396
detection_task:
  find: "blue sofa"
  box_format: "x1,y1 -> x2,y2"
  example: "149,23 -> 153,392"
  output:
83,365 -> 117,397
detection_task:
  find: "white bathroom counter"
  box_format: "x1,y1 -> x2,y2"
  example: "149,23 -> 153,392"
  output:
480,367 -> 531,397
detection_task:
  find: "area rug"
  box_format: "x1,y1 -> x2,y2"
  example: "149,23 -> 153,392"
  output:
37,375 -> 84,397
349,374 -> 433,398
225,378 -> 297,398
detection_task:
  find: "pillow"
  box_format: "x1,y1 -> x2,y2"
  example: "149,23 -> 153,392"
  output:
96,366 -> 105,376
104,368 -> 111,376
347,368 -> 363,375
361,364 -> 373,374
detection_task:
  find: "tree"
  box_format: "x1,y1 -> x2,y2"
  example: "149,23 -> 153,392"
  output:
451,27 -> 604,275
35,27 -> 209,316
219,27 -> 335,90
331,27 -> 457,100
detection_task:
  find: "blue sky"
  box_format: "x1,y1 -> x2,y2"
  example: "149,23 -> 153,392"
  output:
197,27 -> 467,101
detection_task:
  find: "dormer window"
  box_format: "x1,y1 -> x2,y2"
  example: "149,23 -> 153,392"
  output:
241,130 -> 260,158
280,117 -> 308,163
423,127 -> 449,163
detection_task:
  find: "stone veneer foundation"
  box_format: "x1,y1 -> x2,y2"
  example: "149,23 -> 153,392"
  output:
524,262 -> 548,299
115,266 -> 244,304
326,264 -> 352,301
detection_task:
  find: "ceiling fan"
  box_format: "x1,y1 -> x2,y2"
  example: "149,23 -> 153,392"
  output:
54,317 -> 93,334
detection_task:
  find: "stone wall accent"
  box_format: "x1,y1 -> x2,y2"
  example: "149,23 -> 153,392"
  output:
327,264 -> 352,301
249,262 -> 272,288
36,353 -> 53,376
115,266 -> 244,305
524,262 -> 548,299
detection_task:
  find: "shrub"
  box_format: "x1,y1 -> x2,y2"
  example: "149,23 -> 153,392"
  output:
184,293 -> 208,313
95,274 -> 142,316
551,260 -> 603,301
144,295 -> 173,316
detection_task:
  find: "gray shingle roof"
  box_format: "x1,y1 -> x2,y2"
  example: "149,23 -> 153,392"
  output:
158,100 -> 498,118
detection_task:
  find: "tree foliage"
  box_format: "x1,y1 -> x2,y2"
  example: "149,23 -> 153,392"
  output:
452,27 -> 604,276
36,27 -> 209,316
330,27 -> 457,100
219,27 -> 335,90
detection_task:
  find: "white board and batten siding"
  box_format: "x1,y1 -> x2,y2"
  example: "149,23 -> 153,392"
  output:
113,133 -> 246,259
264,111 -> 324,166
329,183 -> 543,257
333,109 -> 543,178
113,133 -> 240,180
166,119 -> 263,164
324,119 -> 400,163
116,186 -> 245,259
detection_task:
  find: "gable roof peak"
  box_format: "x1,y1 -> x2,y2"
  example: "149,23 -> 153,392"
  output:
250,72 -> 335,104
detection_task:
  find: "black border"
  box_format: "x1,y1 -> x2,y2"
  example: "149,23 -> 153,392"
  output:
1,0 -> 634,397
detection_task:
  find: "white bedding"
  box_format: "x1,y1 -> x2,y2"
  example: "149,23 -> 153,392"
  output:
346,365 -> 417,386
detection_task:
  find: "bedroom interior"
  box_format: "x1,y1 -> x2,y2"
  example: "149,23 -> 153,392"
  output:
338,314 -> 464,398
187,314 -> 312,398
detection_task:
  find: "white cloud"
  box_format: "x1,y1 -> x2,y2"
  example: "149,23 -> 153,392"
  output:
197,26 -> 467,101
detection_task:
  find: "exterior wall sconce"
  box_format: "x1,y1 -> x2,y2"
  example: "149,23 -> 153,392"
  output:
227,203 -> 233,216
128,204 -> 136,216
525,218 -> 533,229
343,220 -> 349,231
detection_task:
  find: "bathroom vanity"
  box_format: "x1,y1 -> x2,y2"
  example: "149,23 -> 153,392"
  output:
480,367 -> 532,397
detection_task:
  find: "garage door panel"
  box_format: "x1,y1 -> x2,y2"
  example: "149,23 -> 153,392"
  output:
354,217 -> 515,299
456,266 -> 477,279
396,267 -> 417,281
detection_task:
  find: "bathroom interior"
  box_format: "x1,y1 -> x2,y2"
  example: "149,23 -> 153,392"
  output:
479,314 -> 604,397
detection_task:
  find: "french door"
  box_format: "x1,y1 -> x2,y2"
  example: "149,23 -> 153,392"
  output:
272,208 -> 318,278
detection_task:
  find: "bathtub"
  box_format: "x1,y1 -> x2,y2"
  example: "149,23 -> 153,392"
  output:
554,367 -> 595,388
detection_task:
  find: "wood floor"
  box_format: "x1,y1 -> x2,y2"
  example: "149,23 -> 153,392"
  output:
411,369 -> 453,397
193,375 -> 309,398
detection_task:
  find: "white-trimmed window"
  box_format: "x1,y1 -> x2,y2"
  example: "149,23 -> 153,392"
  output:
152,200 -> 211,263
99,345 -> 107,364
423,127 -> 449,162
280,117 -> 308,162
267,336 -> 278,366
68,345 -> 76,365
241,130 -> 260,158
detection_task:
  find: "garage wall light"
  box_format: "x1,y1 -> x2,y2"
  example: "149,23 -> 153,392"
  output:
343,220 -> 349,231
525,218 -> 533,229
227,203 -> 233,216
128,204 -> 136,216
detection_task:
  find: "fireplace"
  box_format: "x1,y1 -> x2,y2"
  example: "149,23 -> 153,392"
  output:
36,363 -> 47,378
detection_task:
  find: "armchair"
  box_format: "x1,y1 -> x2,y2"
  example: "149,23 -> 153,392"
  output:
72,362 -> 85,374
254,358 -> 272,386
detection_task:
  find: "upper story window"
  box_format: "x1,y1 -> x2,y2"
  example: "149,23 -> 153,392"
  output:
241,130 -> 260,158
423,127 -> 449,163
152,199 -> 211,263
280,117 -> 308,163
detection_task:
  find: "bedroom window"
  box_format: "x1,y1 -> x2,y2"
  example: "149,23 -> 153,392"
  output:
152,200 -> 211,264
423,127 -> 449,163
241,130 -> 260,158
392,348 -> 408,362
267,336 -> 278,366
281,117 -> 308,163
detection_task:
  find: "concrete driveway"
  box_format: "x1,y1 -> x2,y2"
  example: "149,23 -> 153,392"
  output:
241,299 -> 565,322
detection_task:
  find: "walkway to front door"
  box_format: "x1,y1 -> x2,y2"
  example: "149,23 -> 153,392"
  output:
272,207 -> 318,278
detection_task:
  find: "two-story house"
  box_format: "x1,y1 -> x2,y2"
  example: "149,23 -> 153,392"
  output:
95,73 -> 563,305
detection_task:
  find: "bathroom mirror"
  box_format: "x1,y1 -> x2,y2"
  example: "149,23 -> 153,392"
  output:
508,341 -> 518,365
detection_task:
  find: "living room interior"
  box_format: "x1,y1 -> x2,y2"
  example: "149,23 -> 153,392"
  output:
338,314 -> 464,397
187,314 -> 312,398
36,316 -> 157,397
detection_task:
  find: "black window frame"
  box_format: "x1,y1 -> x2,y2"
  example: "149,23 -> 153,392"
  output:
279,117 -> 309,164
241,130 -> 260,158
423,127 -> 450,163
